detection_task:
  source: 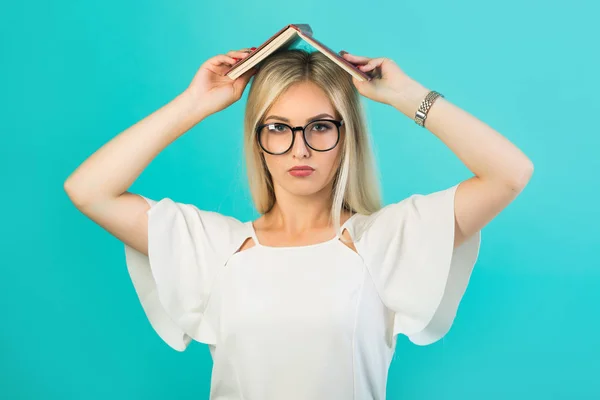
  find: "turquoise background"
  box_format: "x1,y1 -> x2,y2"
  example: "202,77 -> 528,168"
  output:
2,0 -> 599,398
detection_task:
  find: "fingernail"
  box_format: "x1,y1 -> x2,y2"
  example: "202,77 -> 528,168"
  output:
251,47 -> 257,51
339,50 -> 348,55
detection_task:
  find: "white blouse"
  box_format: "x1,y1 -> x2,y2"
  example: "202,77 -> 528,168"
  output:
123,183 -> 481,399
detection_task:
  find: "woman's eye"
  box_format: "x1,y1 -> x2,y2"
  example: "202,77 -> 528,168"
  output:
312,123 -> 330,132
268,124 -> 287,132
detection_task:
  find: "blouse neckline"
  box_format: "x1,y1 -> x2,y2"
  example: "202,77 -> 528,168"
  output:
245,213 -> 358,251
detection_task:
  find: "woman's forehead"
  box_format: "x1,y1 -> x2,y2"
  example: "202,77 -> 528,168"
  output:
266,84 -> 338,122
264,112 -> 337,125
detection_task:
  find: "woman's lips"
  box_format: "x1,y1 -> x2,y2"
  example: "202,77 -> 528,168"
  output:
289,168 -> 314,177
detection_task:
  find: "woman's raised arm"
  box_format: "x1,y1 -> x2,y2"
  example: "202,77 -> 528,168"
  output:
64,49 -> 257,255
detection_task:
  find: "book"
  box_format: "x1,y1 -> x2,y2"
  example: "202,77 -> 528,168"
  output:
225,24 -> 372,82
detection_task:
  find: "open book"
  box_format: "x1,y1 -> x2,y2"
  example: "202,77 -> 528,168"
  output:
225,24 -> 372,82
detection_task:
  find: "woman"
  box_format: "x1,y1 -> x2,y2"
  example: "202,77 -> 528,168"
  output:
64,47 -> 533,399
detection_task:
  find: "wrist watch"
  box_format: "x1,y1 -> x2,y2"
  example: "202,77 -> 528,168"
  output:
414,90 -> 444,128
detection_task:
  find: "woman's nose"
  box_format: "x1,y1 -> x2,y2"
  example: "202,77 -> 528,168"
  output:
291,129 -> 310,158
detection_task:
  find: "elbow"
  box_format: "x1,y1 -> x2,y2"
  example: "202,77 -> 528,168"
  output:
63,178 -> 75,199
63,178 -> 87,207
508,160 -> 534,191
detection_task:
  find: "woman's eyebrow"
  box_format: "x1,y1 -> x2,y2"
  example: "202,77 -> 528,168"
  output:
264,113 -> 335,123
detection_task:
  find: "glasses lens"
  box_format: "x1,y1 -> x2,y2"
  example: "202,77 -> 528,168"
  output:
258,120 -> 340,154
304,120 -> 339,151
259,123 -> 293,154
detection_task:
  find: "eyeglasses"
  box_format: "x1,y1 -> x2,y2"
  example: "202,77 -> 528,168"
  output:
256,119 -> 344,155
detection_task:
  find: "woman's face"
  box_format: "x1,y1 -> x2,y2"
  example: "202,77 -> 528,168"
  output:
259,81 -> 344,198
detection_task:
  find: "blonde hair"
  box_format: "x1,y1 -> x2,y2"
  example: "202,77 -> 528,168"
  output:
243,49 -> 382,240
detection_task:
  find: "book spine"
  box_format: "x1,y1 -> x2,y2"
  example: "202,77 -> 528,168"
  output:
290,24 -> 313,36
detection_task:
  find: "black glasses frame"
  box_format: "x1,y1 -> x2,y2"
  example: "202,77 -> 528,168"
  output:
256,119 -> 344,155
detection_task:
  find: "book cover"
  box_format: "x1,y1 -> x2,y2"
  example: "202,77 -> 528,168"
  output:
225,24 -> 371,82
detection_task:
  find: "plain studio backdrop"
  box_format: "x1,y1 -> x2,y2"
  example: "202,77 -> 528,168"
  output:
1,0 -> 598,399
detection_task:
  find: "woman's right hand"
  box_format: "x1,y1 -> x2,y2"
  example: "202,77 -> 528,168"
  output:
185,48 -> 258,118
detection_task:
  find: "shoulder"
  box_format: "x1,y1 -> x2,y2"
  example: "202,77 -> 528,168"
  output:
148,197 -> 246,229
346,184 -> 459,242
145,197 -> 252,265
344,196 -> 413,243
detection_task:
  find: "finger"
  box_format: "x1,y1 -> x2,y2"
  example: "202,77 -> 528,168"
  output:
226,49 -> 255,62
209,54 -> 238,66
339,51 -> 371,65
358,58 -> 385,72
226,50 -> 252,57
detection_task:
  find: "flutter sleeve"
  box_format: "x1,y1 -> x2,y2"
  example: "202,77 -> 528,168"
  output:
123,195 -> 247,351
352,183 -> 481,346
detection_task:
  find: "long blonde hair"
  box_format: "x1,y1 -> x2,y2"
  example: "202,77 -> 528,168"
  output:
243,49 -> 382,239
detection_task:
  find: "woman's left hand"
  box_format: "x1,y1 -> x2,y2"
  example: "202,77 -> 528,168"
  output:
340,51 -> 423,108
